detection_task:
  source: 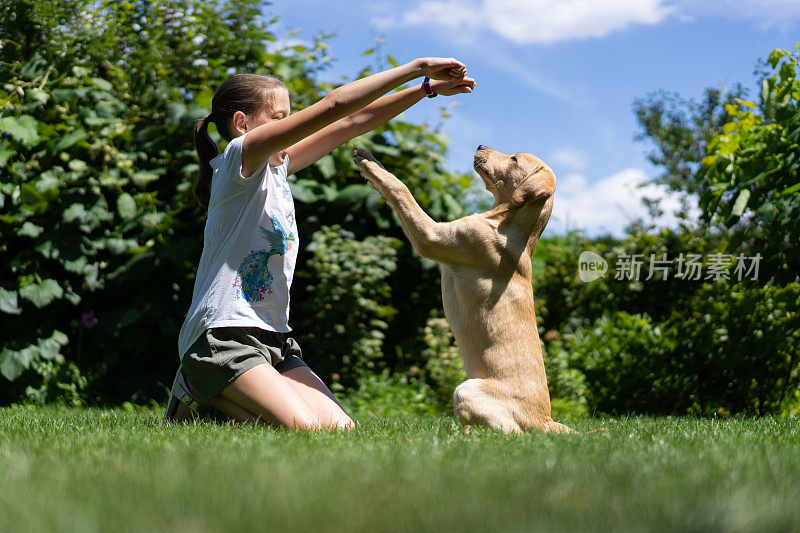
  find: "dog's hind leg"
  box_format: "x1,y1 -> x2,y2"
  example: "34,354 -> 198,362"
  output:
453,378 -> 522,434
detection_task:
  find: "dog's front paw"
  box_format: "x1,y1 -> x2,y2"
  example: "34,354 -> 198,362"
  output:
353,148 -> 387,189
353,148 -> 383,166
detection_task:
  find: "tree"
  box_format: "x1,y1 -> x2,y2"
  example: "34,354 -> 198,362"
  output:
634,45 -> 800,282
700,47 -> 800,283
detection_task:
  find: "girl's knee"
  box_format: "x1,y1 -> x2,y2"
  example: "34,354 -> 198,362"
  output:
291,412 -> 352,431
334,414 -> 356,429
290,415 -> 318,430
319,406 -> 355,429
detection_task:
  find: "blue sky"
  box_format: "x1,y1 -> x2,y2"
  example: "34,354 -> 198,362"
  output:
269,0 -> 800,236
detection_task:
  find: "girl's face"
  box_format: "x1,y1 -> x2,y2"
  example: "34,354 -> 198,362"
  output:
250,88 -> 291,129
232,88 -> 291,165
232,87 -> 291,134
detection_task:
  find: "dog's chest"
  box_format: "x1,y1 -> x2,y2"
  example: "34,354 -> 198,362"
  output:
441,262 -> 534,330
440,265 -> 493,332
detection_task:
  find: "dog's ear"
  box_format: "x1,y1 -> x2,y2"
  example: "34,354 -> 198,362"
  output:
512,170 -> 556,204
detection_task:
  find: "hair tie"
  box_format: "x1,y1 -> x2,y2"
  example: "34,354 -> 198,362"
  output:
206,113 -> 215,123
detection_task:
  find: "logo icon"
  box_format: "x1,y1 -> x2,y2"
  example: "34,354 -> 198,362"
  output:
578,251 -> 608,283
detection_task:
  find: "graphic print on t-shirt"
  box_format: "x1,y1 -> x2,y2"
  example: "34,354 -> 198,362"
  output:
282,187 -> 295,225
233,213 -> 295,303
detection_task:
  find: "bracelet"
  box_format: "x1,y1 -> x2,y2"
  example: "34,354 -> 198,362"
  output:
422,77 -> 437,98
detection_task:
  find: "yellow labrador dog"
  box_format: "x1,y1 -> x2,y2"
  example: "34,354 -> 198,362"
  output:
354,145 -> 570,434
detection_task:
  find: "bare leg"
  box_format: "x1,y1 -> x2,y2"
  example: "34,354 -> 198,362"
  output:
282,366 -> 355,429
166,367 -> 262,425
169,363 -> 351,430
205,395 -> 261,424
218,363 -> 318,429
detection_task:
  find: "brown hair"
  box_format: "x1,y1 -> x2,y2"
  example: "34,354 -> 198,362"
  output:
193,73 -> 287,210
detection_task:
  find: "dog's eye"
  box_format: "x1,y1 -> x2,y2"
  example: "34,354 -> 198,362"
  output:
510,156 -> 517,162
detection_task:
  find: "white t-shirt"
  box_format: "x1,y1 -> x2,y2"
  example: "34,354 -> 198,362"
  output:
177,132 -> 298,358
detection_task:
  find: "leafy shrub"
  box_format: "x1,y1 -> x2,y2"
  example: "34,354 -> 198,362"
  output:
553,283 -> 800,416
661,282 -> 800,415
295,226 -> 402,387
697,47 -> 800,283
533,226 -> 720,337
0,329 -> 87,405
534,214 -> 800,416
542,342 -> 588,418
341,313 -> 465,418
417,313 -> 465,413
559,311 -> 678,414
635,45 -> 800,283
783,390 -> 800,418
339,369 -> 439,418
24,359 -> 87,407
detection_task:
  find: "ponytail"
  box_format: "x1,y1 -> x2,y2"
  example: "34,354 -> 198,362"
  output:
193,115 -> 217,211
192,74 -> 287,211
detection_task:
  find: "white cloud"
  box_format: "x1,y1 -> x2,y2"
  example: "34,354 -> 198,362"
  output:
675,0 -> 800,29
485,0 -> 674,44
397,0 -> 480,31
382,0 -> 800,45
389,0 -> 674,44
547,168 -> 697,237
549,146 -> 590,171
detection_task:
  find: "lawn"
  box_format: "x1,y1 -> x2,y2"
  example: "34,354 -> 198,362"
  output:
1,406 -> 799,532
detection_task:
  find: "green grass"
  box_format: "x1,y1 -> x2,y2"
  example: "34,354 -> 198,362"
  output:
1,407 -> 799,532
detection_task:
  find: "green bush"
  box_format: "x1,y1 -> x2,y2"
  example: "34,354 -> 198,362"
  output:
295,225 -> 402,388
635,45 -> 800,283
339,369 -> 439,418
556,311 -> 678,414
533,226 -> 722,337
0,328 -> 87,405
697,48 -> 800,283
417,313 -> 466,412
24,359 -> 87,407
551,283 -> 800,416
661,282 -> 800,415
542,342 -> 588,418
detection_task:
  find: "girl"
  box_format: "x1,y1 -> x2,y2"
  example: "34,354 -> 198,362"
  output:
164,57 -> 475,429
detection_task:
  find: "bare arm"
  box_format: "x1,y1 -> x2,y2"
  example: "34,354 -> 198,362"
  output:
286,77 -> 476,175
241,58 -> 466,176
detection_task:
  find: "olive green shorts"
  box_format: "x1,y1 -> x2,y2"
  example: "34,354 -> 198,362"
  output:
181,327 -> 308,401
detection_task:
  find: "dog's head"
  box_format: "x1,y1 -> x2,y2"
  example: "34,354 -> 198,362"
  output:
473,145 -> 556,207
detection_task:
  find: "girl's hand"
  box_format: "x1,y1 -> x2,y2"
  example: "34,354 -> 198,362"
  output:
430,76 -> 476,96
417,57 -> 467,81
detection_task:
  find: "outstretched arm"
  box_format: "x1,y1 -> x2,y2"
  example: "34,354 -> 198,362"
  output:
286,77 -> 476,175
242,58 -> 467,176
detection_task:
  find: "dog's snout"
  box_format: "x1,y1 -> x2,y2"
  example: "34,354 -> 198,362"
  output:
477,144 -> 487,151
